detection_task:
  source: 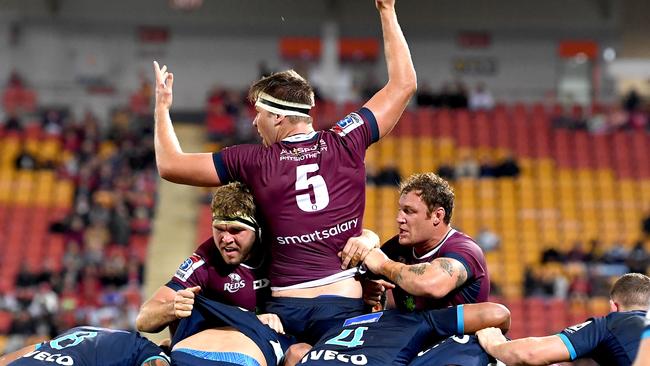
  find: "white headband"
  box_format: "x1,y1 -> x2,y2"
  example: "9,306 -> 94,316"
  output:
255,92 -> 313,118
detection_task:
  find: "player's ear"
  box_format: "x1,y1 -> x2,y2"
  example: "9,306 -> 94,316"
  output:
432,207 -> 445,226
609,299 -> 618,312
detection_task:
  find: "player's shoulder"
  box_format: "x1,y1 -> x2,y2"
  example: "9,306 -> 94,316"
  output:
328,108 -> 377,137
381,235 -> 408,259
443,230 -> 483,253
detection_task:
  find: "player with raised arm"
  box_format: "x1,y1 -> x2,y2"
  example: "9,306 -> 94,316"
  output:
1,327 -> 170,366
152,0 -> 415,342
477,273 -> 650,366
283,302 -> 509,366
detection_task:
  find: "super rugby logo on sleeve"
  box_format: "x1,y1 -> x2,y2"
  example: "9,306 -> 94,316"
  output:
331,113 -> 364,137
174,254 -> 205,282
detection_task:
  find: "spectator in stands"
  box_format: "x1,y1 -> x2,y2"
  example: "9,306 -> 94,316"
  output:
415,81 -> 437,107
469,82 -> 495,111
41,109 -> 64,136
374,161 -> 402,186
455,153 -> 480,178
14,143 -> 37,170
623,89 -> 642,113
448,80 -> 469,109
478,273 -> 650,365
602,241 -> 628,265
585,238 -> 602,263
4,112 -> 23,132
541,244 -> 566,263
478,155 -> 497,178
627,240 -> 650,274
494,153 -> 520,177
205,102 -> 235,143
362,173 -> 489,311
642,211 -> 650,239
436,162 -> 455,181
566,241 -> 588,262
476,227 -> 500,252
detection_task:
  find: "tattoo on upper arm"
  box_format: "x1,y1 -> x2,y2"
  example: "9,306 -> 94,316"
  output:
436,258 -> 454,277
408,263 -> 428,276
455,266 -> 468,288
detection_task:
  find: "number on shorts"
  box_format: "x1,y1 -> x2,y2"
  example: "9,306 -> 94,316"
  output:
295,164 -> 330,212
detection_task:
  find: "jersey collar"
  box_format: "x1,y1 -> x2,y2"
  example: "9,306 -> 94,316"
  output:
282,131 -> 318,143
412,228 -> 457,260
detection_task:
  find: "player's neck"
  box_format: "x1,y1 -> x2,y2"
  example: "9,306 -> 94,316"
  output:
281,123 -> 314,140
414,226 -> 453,257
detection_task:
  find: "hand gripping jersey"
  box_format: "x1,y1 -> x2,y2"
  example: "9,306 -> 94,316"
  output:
9,327 -> 168,366
167,237 -> 270,312
299,306 -> 464,365
557,310 -> 646,365
171,294 -> 295,366
382,229 -> 489,311
213,108 -> 379,289
409,335 -> 501,366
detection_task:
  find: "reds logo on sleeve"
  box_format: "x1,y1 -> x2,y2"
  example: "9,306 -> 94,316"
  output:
331,113 -> 364,137
174,254 -> 205,282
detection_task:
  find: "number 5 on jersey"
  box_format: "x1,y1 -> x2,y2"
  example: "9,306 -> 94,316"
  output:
296,164 -> 330,212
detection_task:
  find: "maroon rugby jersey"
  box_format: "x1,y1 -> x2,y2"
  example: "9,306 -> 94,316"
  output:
381,229 -> 489,311
213,108 -> 379,287
167,237 -> 270,312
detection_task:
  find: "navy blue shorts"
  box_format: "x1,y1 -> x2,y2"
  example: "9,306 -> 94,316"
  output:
172,295 -> 294,366
266,296 -> 365,344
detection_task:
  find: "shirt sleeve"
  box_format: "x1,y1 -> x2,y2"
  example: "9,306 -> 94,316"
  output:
557,317 -> 607,360
166,253 -> 207,290
212,144 -> 265,185
423,305 -> 463,337
135,334 -> 170,366
440,243 -> 481,279
329,107 -> 379,153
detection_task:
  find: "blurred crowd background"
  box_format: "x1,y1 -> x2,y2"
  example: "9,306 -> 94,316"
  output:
1,0 -> 650,354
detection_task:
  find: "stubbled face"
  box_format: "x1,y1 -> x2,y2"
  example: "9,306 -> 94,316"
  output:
212,223 -> 256,265
396,191 -> 436,246
252,107 -> 278,147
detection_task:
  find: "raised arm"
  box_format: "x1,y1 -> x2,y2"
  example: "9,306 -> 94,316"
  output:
363,248 -> 468,298
363,0 -> 417,138
153,61 -> 221,187
477,328 -> 570,366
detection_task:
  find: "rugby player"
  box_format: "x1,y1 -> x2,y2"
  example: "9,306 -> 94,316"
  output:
285,302 -> 510,366
152,0 -> 416,342
136,182 -> 274,334
477,273 -> 650,366
1,327 -> 170,366
362,173 -> 489,311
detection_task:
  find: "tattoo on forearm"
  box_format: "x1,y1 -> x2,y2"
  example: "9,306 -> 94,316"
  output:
408,263 -> 428,276
390,264 -> 404,286
437,258 -> 454,277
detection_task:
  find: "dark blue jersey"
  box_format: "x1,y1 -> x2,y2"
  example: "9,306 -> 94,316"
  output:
409,335 -> 499,366
171,294 -> 294,366
558,310 -> 646,366
9,326 -> 169,366
300,306 -> 463,365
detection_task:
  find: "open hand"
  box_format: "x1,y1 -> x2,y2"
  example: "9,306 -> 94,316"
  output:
153,61 -> 174,110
